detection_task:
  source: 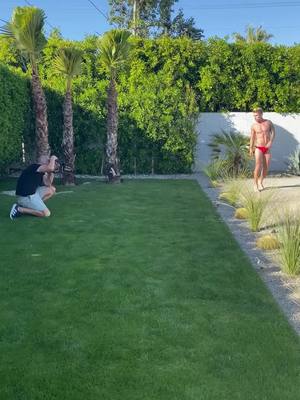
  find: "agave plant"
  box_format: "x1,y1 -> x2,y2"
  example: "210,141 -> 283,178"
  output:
0,6 -> 49,160
53,46 -> 82,185
209,130 -> 251,178
98,29 -> 131,183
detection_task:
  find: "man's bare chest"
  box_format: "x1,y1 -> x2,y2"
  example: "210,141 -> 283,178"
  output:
254,122 -> 271,135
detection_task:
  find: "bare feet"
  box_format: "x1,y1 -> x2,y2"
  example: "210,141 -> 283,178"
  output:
258,180 -> 265,191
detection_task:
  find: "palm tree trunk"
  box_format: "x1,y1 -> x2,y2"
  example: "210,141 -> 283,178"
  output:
31,64 -> 49,161
106,77 -> 120,183
62,87 -> 75,185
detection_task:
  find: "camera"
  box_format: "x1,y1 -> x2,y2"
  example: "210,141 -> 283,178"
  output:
54,158 -> 65,173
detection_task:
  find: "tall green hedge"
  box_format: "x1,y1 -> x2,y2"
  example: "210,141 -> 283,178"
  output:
197,39 -> 300,112
0,35 -> 299,175
0,64 -> 30,174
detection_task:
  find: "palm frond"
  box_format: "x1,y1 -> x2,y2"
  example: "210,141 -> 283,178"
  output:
53,46 -> 83,80
208,130 -> 250,177
209,130 -> 249,153
0,6 -> 46,62
98,29 -> 131,73
233,25 -> 273,44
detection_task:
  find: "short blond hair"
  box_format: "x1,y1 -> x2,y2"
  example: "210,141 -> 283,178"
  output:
253,107 -> 263,114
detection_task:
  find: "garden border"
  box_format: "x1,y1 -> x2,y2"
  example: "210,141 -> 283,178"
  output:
194,172 -> 300,336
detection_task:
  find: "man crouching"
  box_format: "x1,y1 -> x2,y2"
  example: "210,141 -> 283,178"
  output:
9,155 -> 58,220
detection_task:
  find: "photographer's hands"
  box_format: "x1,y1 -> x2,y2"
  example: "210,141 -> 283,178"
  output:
37,155 -> 58,173
43,172 -> 54,186
48,155 -> 58,172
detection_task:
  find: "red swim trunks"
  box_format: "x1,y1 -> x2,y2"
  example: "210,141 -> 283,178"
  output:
256,146 -> 269,154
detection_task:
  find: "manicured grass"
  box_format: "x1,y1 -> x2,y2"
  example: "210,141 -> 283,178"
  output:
0,178 -> 300,400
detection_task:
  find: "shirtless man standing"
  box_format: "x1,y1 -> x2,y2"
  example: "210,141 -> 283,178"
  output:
250,108 -> 275,192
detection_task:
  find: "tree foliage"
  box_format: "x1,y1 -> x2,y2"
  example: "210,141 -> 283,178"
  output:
233,25 -> 273,44
0,31 -> 299,175
0,6 -> 47,65
197,38 -> 300,112
1,6 -> 50,159
119,36 -> 200,167
99,29 -> 132,180
53,46 -> 83,184
108,0 -> 203,39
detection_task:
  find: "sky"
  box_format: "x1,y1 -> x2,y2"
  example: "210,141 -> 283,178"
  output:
1,0 -> 300,45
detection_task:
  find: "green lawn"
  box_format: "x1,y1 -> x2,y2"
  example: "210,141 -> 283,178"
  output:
0,178 -> 300,400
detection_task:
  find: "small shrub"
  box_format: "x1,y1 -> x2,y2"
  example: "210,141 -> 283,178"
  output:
235,207 -> 248,219
277,212 -> 300,275
240,190 -> 271,231
257,235 -> 280,250
208,130 -> 251,177
286,147 -> 300,176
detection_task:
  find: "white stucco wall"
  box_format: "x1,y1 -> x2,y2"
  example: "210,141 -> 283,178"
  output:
194,112 -> 300,172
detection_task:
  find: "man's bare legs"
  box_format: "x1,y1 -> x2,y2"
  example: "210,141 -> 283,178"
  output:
16,186 -> 55,218
41,186 -> 56,202
254,149 -> 263,191
259,153 -> 271,190
17,206 -> 51,217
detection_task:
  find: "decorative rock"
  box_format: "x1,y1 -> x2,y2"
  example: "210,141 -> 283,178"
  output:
234,207 -> 248,219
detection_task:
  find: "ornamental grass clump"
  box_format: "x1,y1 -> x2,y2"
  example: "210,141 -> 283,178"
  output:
219,191 -> 236,205
277,212 -> 300,275
240,190 -> 271,232
203,159 -> 227,186
220,178 -> 246,206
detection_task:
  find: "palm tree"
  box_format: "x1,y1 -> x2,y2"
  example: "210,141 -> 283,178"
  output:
0,6 -> 49,160
233,25 -> 273,44
98,29 -> 131,183
53,47 -> 82,185
209,130 -> 250,177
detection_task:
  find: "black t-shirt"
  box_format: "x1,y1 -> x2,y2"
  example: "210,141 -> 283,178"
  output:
15,164 -> 44,196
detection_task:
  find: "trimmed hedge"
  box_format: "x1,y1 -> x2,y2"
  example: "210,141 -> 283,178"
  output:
0,64 -> 30,174
197,39 -> 300,112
